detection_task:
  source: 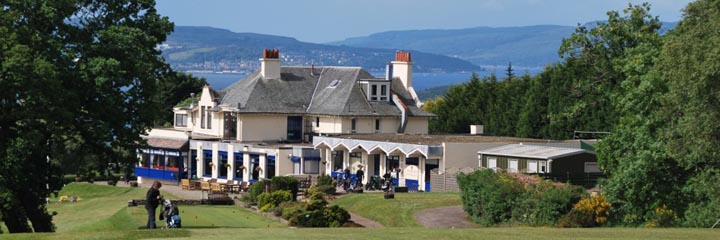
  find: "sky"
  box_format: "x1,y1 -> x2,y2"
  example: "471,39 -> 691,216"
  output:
155,0 -> 694,43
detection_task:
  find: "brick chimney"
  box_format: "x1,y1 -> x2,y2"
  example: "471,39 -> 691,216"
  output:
260,49 -> 281,79
391,51 -> 413,89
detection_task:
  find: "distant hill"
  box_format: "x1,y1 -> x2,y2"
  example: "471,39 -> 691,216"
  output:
329,22 -> 678,70
330,25 -> 574,69
162,26 -> 480,73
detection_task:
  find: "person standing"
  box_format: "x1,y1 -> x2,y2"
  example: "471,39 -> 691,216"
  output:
355,165 -> 365,186
145,181 -> 162,229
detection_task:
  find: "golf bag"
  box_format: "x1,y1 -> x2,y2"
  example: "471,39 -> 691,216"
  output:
366,175 -> 382,190
160,199 -> 181,228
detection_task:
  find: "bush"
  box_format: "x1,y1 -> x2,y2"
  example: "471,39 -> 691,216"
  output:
257,190 -> 292,212
247,180 -> 266,204
317,174 -> 333,186
279,188 -> 350,227
315,184 -> 336,195
645,204 -> 677,228
457,169 -> 523,226
270,176 -> 300,201
513,181 -> 584,226
559,194 -> 611,227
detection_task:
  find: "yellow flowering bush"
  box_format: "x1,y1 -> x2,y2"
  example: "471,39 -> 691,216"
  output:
559,194 -> 611,227
645,204 -> 677,228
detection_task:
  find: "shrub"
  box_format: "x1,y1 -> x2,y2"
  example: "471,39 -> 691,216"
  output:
457,169 -> 523,226
645,204 -> 677,228
559,194 -> 611,227
247,180 -> 266,204
513,180 -> 584,226
323,205 -> 351,227
257,190 -> 292,212
317,174 -> 333,186
270,176 -> 300,201
315,184 -> 336,195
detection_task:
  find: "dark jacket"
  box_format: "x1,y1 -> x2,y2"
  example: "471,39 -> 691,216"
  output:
146,187 -> 160,209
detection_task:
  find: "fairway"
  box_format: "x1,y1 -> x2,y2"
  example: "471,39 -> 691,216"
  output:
45,183 -> 283,232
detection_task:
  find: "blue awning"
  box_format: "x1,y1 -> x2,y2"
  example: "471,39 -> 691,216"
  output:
267,155 -> 275,160
290,156 -> 301,162
304,156 -> 321,160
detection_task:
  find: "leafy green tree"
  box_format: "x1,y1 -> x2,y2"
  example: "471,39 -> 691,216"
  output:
656,0 -> 720,227
0,0 -> 174,233
156,71 -> 206,126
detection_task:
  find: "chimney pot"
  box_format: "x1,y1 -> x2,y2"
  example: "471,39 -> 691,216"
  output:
395,51 -> 411,62
260,49 -> 281,79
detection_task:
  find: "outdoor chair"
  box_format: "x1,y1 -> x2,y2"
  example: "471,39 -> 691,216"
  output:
180,179 -> 190,190
210,182 -> 222,194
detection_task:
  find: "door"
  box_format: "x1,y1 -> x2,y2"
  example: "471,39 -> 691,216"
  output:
287,116 -> 302,142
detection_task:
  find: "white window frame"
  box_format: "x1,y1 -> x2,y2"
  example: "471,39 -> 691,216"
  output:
487,157 -> 497,171
508,159 -> 518,173
527,160 -> 538,173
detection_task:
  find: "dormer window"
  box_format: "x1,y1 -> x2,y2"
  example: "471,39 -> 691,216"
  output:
368,82 -> 389,102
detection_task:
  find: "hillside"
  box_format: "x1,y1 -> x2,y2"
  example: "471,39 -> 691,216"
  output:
330,22 -> 678,69
162,26 -> 480,73
330,25 -> 574,69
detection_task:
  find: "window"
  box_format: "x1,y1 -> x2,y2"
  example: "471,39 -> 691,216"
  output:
371,85 -> 378,101
375,119 -> 380,132
527,160 -> 538,173
380,85 -> 388,101
200,106 -> 206,128
304,159 -> 320,174
584,162 -> 601,173
203,152 -> 212,177
351,118 -> 356,133
316,117 -> 320,127
508,159 -> 518,173
206,108 -> 212,129
175,114 -> 187,127
487,157 -> 497,170
328,79 -> 341,88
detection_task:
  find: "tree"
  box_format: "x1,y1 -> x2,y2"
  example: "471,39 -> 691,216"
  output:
0,0 -> 174,233
156,71 -> 206,126
656,0 -> 720,227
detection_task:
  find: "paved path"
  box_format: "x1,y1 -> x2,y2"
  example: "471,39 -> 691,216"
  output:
415,205 -> 478,228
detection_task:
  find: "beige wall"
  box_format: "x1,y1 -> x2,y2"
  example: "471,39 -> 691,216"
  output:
316,116 -> 342,134
405,117 -> 429,134
239,115 -> 288,142
276,148 -> 294,176
442,142 -> 507,172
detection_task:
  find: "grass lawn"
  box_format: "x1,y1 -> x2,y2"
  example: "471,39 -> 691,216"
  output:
331,192 -> 463,227
2,227 -> 719,240
2,184 -> 719,240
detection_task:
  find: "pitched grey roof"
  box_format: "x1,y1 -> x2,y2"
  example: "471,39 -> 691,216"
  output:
217,66 -> 434,117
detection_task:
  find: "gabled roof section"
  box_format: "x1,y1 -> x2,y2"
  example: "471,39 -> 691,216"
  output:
221,67 -> 319,114
478,144 -> 589,160
215,66 -> 434,117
